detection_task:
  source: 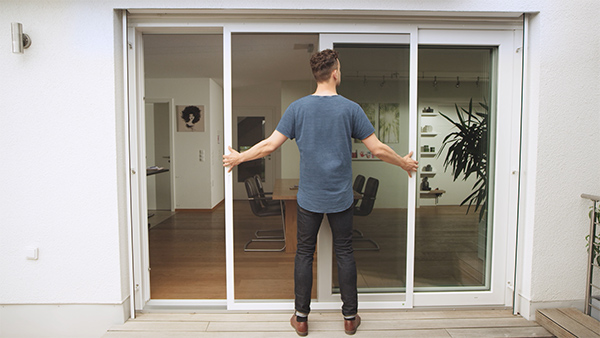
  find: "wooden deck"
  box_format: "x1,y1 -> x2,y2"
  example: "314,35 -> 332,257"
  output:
536,308 -> 600,338
104,309 -> 553,337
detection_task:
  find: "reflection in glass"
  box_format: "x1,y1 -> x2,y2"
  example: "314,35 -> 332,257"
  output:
415,47 -> 494,291
333,43 -> 410,293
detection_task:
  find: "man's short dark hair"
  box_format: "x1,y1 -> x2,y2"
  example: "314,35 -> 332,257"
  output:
310,49 -> 339,83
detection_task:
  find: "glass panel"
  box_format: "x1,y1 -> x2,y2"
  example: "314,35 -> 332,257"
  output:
332,43 -> 410,293
144,34 -> 226,299
415,47 -> 494,291
232,33 -> 319,300
237,116 -> 265,183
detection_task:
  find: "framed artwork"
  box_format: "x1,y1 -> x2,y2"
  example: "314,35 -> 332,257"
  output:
177,105 -> 205,132
357,102 -> 399,144
357,103 -> 378,143
378,103 -> 400,143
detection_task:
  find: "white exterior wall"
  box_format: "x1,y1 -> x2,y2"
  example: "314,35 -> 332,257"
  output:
1,0 -> 599,336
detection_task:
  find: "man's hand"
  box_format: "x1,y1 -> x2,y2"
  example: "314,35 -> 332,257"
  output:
401,151 -> 419,178
223,146 -> 242,173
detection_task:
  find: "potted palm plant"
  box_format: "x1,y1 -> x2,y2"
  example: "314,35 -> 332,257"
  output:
437,99 -> 488,221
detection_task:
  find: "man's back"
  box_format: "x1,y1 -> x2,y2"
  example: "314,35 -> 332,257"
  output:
276,95 -> 374,213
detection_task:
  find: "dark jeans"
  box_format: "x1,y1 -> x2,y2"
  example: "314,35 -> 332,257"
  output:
294,204 -> 357,317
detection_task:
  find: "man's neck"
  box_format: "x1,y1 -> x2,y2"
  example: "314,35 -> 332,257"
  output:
313,81 -> 338,96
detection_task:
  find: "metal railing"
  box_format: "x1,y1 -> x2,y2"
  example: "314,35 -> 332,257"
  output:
581,193 -> 600,316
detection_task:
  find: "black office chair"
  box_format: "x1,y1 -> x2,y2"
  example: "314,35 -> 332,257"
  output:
352,174 -> 366,207
244,177 -> 286,252
253,174 -> 281,209
353,177 -> 380,251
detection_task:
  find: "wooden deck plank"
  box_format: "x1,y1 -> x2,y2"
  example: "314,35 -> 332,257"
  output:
205,317 -> 537,332
133,309 -> 515,322
446,326 -> 553,338
559,307 -> 600,334
105,310 -> 549,338
104,329 -> 451,337
108,322 -> 209,332
537,308 -> 600,338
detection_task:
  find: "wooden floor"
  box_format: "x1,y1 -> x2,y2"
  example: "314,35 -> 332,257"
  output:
149,202 -> 484,299
104,309 -> 553,337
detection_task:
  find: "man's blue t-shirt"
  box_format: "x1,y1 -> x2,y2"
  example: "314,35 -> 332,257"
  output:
276,95 -> 375,213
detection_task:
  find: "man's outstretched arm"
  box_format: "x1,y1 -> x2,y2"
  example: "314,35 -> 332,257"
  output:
223,130 -> 288,172
361,133 -> 419,177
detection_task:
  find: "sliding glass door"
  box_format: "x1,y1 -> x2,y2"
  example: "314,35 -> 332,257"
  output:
128,16 -> 521,312
317,34 -> 416,307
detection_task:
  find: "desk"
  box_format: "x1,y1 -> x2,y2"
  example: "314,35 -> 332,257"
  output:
272,179 -> 364,254
272,179 -> 300,254
147,168 -> 169,176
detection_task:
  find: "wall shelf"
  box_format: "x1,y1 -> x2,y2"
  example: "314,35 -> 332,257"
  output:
421,132 -> 437,137
421,152 -> 437,157
421,171 -> 437,176
421,112 -> 437,116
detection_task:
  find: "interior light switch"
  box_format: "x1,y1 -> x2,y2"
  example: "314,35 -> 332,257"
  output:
25,246 -> 39,260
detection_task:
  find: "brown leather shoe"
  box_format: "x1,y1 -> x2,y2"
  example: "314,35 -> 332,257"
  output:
344,314 -> 361,335
290,315 -> 308,336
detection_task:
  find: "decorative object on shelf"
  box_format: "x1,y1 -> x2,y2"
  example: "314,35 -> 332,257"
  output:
422,145 -> 429,152
430,146 -> 435,152
422,107 -> 434,113
422,125 -> 433,133
420,177 -> 431,191
423,164 -> 433,172
438,98 -> 488,220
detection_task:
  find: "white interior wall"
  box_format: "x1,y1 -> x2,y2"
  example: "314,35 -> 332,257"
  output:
145,78 -> 223,209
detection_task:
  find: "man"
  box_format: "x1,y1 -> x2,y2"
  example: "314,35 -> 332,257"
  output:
223,49 -> 418,336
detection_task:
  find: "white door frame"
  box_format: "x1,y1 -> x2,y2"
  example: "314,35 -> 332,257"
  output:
126,13 -> 523,312
145,98 -> 177,211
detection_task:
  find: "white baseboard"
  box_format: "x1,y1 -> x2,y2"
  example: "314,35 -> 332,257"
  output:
516,295 -> 584,320
0,299 -> 130,338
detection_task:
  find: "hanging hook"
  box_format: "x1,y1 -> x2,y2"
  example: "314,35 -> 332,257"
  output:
433,76 -> 438,87
476,76 -> 480,87
455,76 -> 460,88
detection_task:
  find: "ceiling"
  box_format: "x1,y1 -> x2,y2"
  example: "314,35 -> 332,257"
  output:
143,34 -> 491,88
144,34 -> 319,88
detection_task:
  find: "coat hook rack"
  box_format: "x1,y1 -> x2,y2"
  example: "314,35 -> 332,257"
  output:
455,76 -> 460,88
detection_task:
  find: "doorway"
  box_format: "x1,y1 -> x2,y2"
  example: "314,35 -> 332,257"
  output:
127,16 -> 522,312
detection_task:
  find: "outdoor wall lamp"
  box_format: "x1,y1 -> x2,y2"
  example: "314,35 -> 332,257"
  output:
11,22 -> 31,54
